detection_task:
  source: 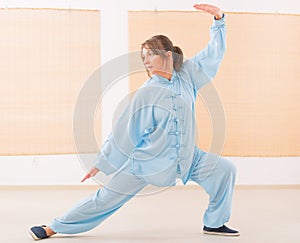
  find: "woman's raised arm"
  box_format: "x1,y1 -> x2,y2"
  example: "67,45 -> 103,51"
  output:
189,4 -> 226,90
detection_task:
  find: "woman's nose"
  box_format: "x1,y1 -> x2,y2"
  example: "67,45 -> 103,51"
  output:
144,56 -> 149,65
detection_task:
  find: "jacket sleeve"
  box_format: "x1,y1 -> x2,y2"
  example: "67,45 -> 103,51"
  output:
189,14 -> 226,91
93,88 -> 155,174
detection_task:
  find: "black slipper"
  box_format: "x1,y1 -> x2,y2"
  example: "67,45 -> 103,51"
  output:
203,225 -> 240,236
29,225 -> 49,240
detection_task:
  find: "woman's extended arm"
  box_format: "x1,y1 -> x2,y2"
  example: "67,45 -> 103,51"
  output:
189,4 -> 226,90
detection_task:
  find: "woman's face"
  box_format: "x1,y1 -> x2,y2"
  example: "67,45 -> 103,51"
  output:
142,47 -> 172,77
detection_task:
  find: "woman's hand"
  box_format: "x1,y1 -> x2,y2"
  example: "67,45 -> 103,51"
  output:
81,167 -> 100,183
193,3 -> 223,20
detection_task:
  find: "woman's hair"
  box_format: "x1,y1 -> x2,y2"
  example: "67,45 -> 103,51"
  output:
141,35 -> 183,74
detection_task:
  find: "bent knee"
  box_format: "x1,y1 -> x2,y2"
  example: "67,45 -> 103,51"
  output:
219,157 -> 236,176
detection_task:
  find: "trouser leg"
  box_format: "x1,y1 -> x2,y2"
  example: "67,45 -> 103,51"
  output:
189,147 -> 236,228
49,166 -> 147,234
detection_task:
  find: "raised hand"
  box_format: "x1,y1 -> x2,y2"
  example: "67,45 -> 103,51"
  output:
193,3 -> 223,19
81,167 -> 100,183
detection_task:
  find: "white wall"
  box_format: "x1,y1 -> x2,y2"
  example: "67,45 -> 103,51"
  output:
1,0 -> 300,13
1,0 -> 299,186
0,155 -> 299,186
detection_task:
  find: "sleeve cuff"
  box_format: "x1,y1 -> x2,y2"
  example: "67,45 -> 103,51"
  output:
94,154 -> 117,175
213,13 -> 225,26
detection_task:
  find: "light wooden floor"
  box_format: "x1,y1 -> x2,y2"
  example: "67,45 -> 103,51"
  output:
1,186 -> 300,243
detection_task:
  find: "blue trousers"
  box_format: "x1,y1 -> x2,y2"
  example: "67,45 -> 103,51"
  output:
49,147 -> 236,234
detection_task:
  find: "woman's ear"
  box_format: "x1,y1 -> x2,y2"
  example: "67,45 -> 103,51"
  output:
166,51 -> 172,57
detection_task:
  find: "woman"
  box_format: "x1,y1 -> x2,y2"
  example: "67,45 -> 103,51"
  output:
29,3 -> 239,240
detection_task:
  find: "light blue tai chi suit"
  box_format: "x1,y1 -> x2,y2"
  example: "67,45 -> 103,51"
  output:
50,15 -> 236,234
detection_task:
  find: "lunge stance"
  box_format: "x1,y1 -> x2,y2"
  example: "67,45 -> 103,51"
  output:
29,3 -> 239,240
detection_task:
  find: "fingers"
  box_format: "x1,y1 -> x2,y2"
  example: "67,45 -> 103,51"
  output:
193,4 -> 222,17
193,3 -> 215,11
80,168 -> 100,183
193,4 -> 208,11
81,173 -> 91,183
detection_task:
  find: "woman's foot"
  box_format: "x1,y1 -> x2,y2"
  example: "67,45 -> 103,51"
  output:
29,225 -> 56,240
203,225 -> 240,236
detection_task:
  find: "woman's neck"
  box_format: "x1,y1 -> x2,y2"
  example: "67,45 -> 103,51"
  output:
155,69 -> 173,81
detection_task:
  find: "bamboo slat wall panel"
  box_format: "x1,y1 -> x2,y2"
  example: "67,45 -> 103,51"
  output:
0,9 -> 100,155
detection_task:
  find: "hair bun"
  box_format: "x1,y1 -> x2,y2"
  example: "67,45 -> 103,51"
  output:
173,46 -> 183,55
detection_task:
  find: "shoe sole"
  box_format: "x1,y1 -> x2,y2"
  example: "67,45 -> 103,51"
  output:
203,230 -> 240,237
28,229 -> 40,241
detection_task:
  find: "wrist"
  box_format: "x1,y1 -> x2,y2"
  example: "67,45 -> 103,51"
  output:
214,13 -> 224,20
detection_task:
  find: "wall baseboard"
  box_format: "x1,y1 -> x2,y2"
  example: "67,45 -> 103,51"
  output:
0,185 -> 300,191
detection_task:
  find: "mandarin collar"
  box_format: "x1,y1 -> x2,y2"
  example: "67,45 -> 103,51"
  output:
153,70 -> 177,84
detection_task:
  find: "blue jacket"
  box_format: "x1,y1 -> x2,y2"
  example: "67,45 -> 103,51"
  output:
94,16 -> 226,187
